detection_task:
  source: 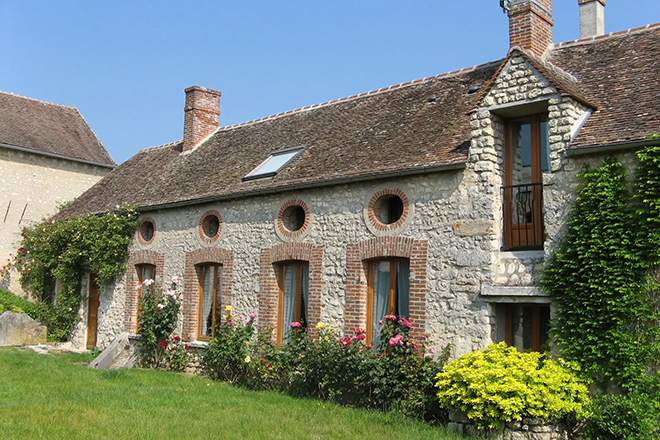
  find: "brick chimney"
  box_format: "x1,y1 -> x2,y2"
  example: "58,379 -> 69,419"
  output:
508,0 -> 554,58
183,86 -> 221,152
579,0 -> 605,39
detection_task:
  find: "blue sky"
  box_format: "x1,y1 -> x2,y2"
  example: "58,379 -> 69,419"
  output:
3,1 -> 659,164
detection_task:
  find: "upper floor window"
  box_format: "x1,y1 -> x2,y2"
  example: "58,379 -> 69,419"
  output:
503,115 -> 548,249
367,259 -> 409,347
198,264 -> 222,340
277,261 -> 309,344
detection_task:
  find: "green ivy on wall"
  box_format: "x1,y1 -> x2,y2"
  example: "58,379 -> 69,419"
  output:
15,206 -> 138,341
543,145 -> 660,391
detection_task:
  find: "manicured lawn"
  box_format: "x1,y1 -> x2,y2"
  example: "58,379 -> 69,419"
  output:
0,348 -> 463,439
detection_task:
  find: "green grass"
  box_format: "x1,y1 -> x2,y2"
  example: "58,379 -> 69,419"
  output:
0,348 -> 463,440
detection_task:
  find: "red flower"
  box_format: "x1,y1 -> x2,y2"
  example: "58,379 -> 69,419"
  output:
160,341 -> 167,349
185,345 -> 191,351
172,336 -> 181,342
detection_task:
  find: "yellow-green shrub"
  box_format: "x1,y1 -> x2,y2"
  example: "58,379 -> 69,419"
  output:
435,343 -> 590,429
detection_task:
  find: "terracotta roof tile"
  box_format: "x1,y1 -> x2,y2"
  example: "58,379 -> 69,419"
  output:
59,63 -> 498,216
0,91 -> 115,166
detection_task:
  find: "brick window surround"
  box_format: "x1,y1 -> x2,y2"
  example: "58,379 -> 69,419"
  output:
276,199 -> 310,240
125,249 -> 164,334
137,217 -> 156,246
183,247 -> 234,342
198,210 -> 222,243
345,236 -> 428,341
367,188 -> 410,232
259,242 -> 323,338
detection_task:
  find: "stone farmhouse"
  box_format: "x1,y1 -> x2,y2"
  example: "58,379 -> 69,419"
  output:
59,0 -> 660,353
0,92 -> 115,296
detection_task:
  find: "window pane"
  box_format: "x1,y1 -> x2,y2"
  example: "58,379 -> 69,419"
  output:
540,120 -> 549,172
396,260 -> 410,318
371,261 -> 390,347
247,150 -> 300,178
281,265 -> 297,343
300,265 -> 309,326
200,266 -> 216,337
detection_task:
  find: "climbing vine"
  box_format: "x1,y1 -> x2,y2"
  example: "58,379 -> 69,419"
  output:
543,145 -> 660,391
13,206 -> 138,341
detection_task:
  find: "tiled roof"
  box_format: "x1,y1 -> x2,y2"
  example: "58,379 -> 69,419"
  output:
59,23 -> 660,217
549,24 -> 660,148
58,62 -> 499,217
0,91 -> 115,166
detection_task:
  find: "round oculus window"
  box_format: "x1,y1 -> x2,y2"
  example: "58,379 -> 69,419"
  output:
281,205 -> 306,232
201,213 -> 220,239
373,194 -> 404,225
139,219 -> 155,244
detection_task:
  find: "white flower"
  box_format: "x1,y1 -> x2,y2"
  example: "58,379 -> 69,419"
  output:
244,356 -> 251,363
157,304 -> 165,310
166,289 -> 176,297
143,279 -> 154,286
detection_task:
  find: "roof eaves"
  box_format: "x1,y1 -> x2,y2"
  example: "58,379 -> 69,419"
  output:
0,142 -> 116,169
137,161 -> 468,213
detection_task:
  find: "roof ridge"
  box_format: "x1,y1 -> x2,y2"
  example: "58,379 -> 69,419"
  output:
554,22 -> 660,49
0,90 -> 78,111
215,60 -> 502,133
139,139 -> 183,153
71,107 -> 116,166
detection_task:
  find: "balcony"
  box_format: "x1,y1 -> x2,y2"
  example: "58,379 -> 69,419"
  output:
502,182 -> 543,250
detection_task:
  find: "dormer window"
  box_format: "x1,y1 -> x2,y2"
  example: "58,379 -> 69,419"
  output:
243,146 -> 304,181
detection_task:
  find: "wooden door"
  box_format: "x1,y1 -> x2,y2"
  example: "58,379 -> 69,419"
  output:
86,274 -> 100,349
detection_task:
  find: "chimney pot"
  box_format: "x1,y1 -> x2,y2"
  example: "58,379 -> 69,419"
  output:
183,85 -> 221,152
578,0 -> 606,39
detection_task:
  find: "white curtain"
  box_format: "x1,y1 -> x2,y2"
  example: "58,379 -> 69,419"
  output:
200,266 -> 215,337
281,265 -> 297,343
371,261 -> 390,347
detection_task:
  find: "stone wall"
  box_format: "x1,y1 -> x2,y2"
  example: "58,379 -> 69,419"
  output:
74,51 -> 637,358
0,147 -> 110,295
77,170 -> 500,356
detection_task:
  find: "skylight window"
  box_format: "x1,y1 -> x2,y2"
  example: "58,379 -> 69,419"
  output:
243,146 -> 304,181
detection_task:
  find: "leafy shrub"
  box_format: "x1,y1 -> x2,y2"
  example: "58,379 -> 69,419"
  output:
584,392 -> 660,440
0,288 -> 38,317
137,277 -> 190,370
202,314 -> 449,422
203,307 -> 256,383
435,342 -> 591,430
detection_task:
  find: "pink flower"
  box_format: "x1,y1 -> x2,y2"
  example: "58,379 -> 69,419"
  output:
166,289 -> 176,297
398,318 -> 412,328
378,320 -> 384,325
226,321 -> 233,326
171,276 -> 180,284
249,312 -> 257,319
384,315 -> 397,322
290,322 -> 302,329
429,348 -> 436,354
